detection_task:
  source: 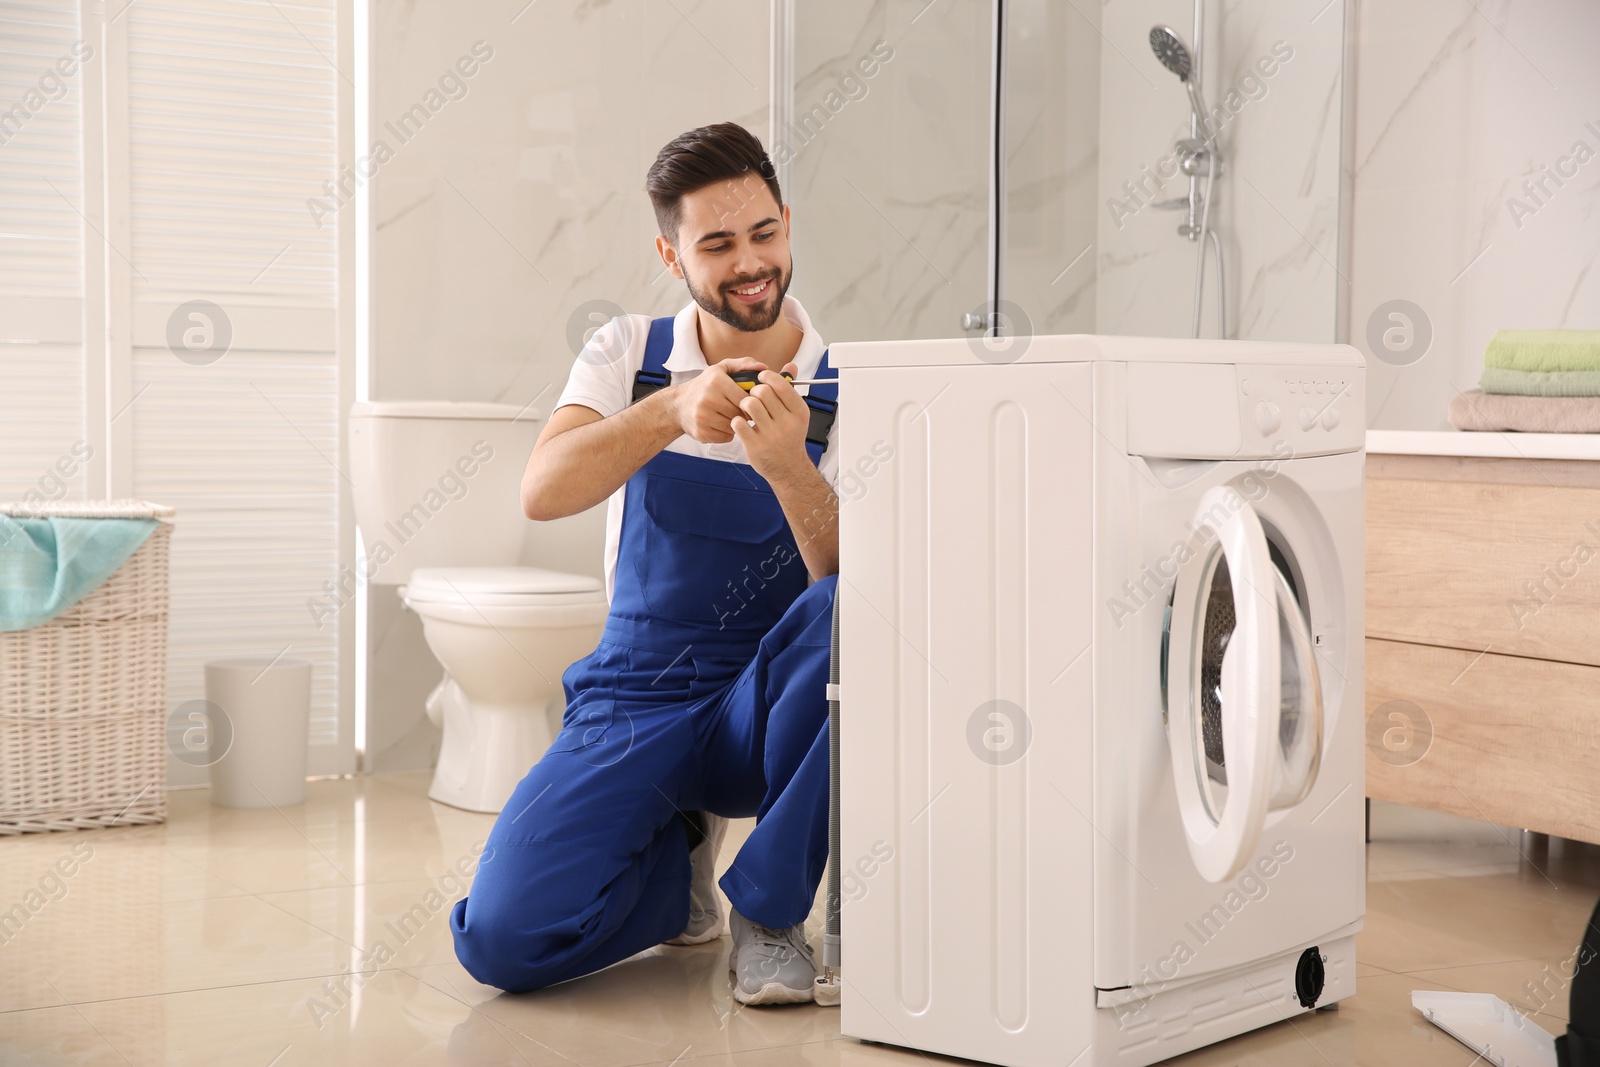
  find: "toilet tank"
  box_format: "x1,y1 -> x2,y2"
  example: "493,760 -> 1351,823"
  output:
349,401 -> 541,585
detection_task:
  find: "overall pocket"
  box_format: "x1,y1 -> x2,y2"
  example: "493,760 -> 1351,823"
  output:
633,474 -> 795,626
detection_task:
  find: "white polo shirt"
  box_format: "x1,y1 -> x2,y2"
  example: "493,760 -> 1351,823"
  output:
553,296 -> 839,603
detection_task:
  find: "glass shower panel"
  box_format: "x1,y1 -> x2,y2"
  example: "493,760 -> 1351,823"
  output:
787,0 -> 993,344
788,0 -> 1346,345
1003,0 -> 1100,338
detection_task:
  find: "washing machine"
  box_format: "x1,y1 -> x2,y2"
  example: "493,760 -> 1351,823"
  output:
830,334 -> 1365,1067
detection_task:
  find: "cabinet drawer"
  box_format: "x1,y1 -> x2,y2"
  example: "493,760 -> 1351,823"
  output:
1366,637 -> 1600,844
1367,471 -> 1600,667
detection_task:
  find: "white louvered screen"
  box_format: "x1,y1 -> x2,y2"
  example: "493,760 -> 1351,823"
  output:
123,0 -> 346,774
0,1 -> 87,503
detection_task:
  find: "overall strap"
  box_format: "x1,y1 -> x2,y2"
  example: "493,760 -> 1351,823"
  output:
803,347 -> 838,462
630,316 -> 675,403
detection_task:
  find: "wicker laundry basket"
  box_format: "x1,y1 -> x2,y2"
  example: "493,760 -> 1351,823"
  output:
0,500 -> 175,835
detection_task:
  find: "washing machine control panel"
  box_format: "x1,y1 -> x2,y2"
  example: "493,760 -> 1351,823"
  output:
1126,360 -> 1363,459
1238,366 -> 1362,456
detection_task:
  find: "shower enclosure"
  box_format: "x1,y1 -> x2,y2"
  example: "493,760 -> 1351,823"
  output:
777,0 -> 1350,349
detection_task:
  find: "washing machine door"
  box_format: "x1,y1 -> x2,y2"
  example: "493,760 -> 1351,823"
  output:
1164,485 -> 1323,882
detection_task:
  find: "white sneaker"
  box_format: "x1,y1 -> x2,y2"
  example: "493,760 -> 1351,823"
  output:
727,906 -> 817,1005
664,812 -> 728,946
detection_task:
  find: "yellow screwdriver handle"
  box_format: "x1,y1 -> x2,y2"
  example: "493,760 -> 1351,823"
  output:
731,370 -> 794,391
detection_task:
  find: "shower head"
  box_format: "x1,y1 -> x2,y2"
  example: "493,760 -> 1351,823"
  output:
1149,24 -> 1213,143
1149,25 -> 1192,81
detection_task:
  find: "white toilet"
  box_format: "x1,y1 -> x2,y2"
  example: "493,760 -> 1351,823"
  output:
349,401 -> 609,813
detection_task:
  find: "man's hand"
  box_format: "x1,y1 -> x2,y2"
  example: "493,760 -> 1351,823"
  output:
729,362 -> 810,484
672,358 -> 771,444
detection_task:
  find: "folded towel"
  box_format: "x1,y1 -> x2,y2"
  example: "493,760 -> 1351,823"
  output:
0,516 -> 158,631
1484,329 -> 1600,373
1479,367 -> 1600,397
1449,389 -> 1600,433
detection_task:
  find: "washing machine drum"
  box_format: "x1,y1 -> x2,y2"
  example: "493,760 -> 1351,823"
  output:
1198,559 -> 1236,778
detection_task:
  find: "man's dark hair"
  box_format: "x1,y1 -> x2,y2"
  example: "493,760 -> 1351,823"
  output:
646,122 -> 783,247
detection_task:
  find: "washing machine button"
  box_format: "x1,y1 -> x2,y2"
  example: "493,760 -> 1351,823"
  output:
1320,405 -> 1341,431
1254,400 -> 1281,436
1297,406 -> 1318,431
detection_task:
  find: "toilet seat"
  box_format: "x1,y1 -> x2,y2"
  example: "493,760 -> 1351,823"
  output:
404,566 -> 605,606
401,566 -> 609,627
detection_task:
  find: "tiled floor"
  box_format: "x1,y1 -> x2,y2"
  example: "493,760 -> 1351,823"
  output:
1,777 -> 1592,1065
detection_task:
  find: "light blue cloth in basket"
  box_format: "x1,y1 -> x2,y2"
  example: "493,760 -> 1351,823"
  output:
0,516 -> 159,631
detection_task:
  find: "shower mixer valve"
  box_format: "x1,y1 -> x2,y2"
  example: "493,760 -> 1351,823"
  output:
1153,139 -> 1226,239
1175,138 -> 1224,178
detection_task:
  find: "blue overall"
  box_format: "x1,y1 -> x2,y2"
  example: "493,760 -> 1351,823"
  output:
449,317 -> 839,993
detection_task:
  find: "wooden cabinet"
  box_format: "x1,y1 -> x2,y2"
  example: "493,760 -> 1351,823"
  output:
1365,451 -> 1600,844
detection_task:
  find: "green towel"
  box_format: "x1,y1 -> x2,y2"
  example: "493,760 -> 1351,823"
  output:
1479,366 -> 1600,397
1484,329 -> 1600,373
0,515 -> 158,631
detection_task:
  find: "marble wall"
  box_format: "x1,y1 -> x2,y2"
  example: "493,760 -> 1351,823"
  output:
1348,0 -> 1600,430
367,0 -> 769,770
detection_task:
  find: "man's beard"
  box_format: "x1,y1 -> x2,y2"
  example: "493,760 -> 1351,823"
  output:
682,257 -> 793,333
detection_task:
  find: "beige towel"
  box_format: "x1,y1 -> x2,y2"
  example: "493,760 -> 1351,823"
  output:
1449,389 -> 1600,433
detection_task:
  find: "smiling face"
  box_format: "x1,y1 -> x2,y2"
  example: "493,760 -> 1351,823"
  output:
659,177 -> 794,334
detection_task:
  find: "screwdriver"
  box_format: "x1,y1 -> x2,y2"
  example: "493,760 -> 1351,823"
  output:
730,370 -> 837,391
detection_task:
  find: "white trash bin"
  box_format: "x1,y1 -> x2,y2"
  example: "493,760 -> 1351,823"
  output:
204,656 -> 313,808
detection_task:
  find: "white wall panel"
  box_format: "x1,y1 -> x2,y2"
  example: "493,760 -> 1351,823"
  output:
124,0 -> 345,774
0,0 -> 87,502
